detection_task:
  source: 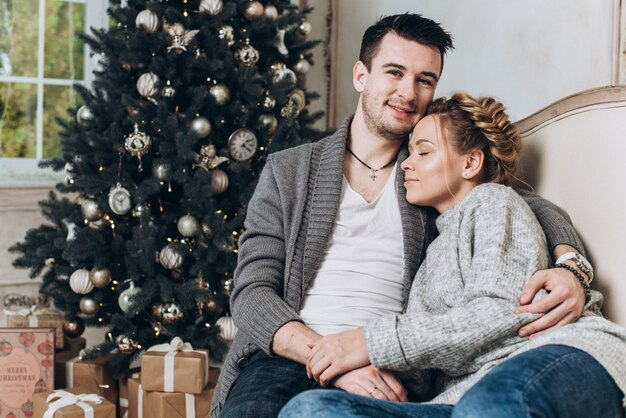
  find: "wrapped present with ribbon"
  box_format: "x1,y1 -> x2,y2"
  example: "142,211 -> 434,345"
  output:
128,369 -> 220,418
5,305 -> 65,349
56,356 -> 117,404
32,387 -> 115,418
118,370 -> 140,418
54,338 -> 87,388
140,337 -> 209,394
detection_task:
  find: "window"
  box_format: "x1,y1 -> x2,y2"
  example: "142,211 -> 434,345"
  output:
0,0 -> 108,184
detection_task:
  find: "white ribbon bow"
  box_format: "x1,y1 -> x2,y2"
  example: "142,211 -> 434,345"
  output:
147,337 -> 197,392
44,390 -> 102,418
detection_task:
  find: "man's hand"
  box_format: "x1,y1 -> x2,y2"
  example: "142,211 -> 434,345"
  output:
306,328 -> 370,386
271,321 -> 321,364
332,366 -> 408,402
515,267 -> 585,338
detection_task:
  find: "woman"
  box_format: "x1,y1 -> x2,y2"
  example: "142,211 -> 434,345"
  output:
279,93 -> 626,417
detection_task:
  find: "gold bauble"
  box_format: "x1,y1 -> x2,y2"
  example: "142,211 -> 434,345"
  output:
89,267 -> 112,288
63,317 -> 85,338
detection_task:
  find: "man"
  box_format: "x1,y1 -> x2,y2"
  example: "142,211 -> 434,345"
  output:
212,14 -> 590,418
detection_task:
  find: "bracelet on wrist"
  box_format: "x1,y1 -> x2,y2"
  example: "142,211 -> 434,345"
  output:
554,263 -> 591,305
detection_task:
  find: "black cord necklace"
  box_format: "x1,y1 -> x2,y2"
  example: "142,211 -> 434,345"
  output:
345,144 -> 398,183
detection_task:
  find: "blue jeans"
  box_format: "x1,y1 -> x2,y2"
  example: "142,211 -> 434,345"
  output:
220,350 -> 319,418
279,345 -> 624,418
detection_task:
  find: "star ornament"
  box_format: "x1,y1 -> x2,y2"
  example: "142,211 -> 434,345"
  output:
193,144 -> 229,170
166,22 -> 200,53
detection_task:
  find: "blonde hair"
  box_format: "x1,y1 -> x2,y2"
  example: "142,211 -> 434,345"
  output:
426,92 -> 522,185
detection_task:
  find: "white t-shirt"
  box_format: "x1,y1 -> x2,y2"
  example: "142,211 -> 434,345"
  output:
299,169 -> 405,335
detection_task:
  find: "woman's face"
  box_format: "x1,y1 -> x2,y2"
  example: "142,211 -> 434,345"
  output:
401,115 -> 467,213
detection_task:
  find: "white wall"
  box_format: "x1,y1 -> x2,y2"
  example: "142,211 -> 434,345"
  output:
334,0 -> 617,123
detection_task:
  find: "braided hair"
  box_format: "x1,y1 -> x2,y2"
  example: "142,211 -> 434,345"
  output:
426,93 -> 521,185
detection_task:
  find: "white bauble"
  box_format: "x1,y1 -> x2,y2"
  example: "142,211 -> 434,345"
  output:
159,244 -> 184,270
211,169 -> 229,194
135,9 -> 160,33
136,72 -> 160,98
199,0 -> 223,15
216,315 -> 237,341
70,269 -> 94,294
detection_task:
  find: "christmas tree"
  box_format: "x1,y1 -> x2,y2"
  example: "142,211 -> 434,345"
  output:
10,0 -> 322,375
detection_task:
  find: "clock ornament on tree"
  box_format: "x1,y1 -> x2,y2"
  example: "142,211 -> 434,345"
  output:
108,184 -> 132,215
228,128 -> 258,161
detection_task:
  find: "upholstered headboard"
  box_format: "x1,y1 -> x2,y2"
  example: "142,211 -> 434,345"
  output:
516,86 -> 626,326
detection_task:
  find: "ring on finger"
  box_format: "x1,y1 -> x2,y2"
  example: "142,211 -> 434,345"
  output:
369,386 -> 377,395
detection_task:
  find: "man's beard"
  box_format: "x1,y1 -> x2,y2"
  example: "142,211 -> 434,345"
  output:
361,89 -> 414,142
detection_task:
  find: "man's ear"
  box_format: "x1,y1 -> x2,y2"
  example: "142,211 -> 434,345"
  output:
462,149 -> 484,180
353,61 -> 368,93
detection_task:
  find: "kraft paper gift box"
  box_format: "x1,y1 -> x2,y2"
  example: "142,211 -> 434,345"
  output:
54,338 -> 86,388
128,369 -> 220,418
5,306 -> 65,350
140,337 -> 209,394
118,370 -> 140,418
61,356 -> 117,404
33,387 -> 115,418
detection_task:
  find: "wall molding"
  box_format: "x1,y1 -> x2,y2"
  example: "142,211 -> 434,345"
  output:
617,0 -> 626,84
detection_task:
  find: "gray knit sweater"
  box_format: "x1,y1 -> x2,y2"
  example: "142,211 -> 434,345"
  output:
366,183 -> 626,407
211,117 -> 586,417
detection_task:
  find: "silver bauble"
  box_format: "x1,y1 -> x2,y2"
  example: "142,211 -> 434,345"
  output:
89,267 -> 112,288
243,1 -> 264,20
272,68 -> 297,86
262,94 -> 276,111
209,84 -> 230,106
158,244 -> 184,270
79,297 -> 99,316
118,282 -> 142,314
216,315 -> 238,341
218,25 -> 235,47
294,59 -> 311,74
81,199 -> 103,221
221,278 -> 234,296
136,72 -> 160,99
191,117 -> 212,138
135,9 -> 160,33
211,169 -> 229,194
160,302 -> 184,324
264,5 -> 278,19
115,334 -> 139,354
257,114 -> 278,136
199,0 -> 223,15
152,163 -> 172,181
70,269 -> 94,294
235,43 -> 260,67
299,21 -> 312,35
177,214 -> 200,237
162,85 -> 176,98
76,105 -> 96,129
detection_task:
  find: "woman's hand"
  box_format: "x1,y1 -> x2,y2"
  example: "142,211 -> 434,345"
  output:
306,327 -> 370,386
332,365 -> 408,402
515,267 -> 585,338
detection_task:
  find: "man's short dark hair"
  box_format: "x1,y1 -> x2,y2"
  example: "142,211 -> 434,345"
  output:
359,13 -> 454,72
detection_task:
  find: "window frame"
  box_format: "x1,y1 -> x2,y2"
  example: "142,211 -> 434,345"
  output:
0,0 -> 109,186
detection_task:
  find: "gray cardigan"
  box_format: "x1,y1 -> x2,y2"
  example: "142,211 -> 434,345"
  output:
211,117 -> 585,417
366,183 -> 626,406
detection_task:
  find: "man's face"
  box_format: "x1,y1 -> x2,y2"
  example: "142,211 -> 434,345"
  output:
354,32 -> 442,141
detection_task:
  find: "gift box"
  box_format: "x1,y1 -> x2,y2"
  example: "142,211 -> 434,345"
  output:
140,338 -> 209,394
118,370 -> 140,418
59,356 -> 117,404
33,387 -> 115,418
54,339 -> 86,389
128,369 -> 220,418
5,306 -> 65,350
